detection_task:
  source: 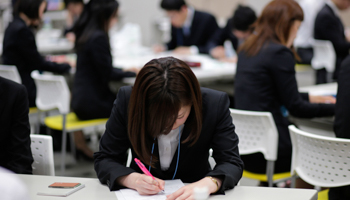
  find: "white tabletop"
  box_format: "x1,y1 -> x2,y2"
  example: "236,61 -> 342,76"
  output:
36,29 -> 74,54
18,174 -> 318,200
298,82 -> 338,96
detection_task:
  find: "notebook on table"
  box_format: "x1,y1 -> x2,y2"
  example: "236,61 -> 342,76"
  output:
37,183 -> 85,197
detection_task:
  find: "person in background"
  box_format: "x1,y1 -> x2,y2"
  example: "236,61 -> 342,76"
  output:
332,55 -> 350,200
2,0 -> 71,107
94,57 -> 243,199
235,0 -> 336,187
0,77 -> 33,174
71,0 -> 138,159
314,0 -> 350,82
63,0 -> 84,42
154,0 -> 219,55
207,5 -> 256,62
294,0 -> 325,65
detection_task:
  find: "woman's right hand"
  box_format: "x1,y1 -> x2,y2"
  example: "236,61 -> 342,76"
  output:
117,173 -> 165,195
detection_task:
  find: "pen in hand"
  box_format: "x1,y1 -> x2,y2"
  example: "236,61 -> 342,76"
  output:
134,158 -> 164,192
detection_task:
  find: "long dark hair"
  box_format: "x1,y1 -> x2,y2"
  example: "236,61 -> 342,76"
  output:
13,0 -> 45,20
238,0 -> 303,57
73,0 -> 119,51
128,57 -> 203,167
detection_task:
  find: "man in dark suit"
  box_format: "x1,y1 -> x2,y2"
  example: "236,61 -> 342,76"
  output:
156,0 -> 219,54
331,55 -> 350,200
0,76 -> 33,174
207,5 -> 256,61
314,0 -> 350,82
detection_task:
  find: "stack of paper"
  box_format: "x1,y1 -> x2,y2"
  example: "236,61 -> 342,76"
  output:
37,184 -> 85,197
115,179 -> 184,200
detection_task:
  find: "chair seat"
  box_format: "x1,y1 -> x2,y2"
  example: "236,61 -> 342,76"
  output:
29,107 -> 38,114
317,189 -> 329,200
243,170 -> 291,182
45,112 -> 108,131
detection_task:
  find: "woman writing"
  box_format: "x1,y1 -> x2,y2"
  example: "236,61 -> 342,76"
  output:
94,57 -> 243,199
235,0 -> 335,185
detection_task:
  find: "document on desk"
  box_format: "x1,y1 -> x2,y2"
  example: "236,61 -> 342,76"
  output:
115,179 -> 184,200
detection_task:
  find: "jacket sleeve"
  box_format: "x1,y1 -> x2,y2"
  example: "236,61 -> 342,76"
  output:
166,26 -> 178,51
8,85 -> 33,174
94,87 -> 135,191
269,47 -> 335,118
207,19 -> 238,53
17,28 -> 71,73
197,15 -> 219,54
89,35 -> 136,82
206,92 -> 243,193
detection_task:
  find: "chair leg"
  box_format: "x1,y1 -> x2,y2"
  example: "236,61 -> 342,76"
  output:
266,160 -> 275,187
291,174 -> 297,188
69,132 -> 76,163
61,114 -> 67,175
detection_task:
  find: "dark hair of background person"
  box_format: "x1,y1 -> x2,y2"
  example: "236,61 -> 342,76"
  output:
128,57 -> 203,167
238,0 -> 303,57
160,0 -> 186,11
64,0 -> 84,8
231,5 -> 257,31
73,0 -> 118,51
12,0 -> 45,19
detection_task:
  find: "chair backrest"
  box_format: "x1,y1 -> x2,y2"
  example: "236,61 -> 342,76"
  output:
311,39 -> 336,72
31,70 -> 70,114
230,108 -> 278,161
0,65 -> 21,83
30,134 -> 55,176
289,125 -> 350,187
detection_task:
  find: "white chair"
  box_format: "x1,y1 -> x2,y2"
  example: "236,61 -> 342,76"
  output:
289,125 -> 350,189
31,70 -> 108,175
0,65 -> 21,83
30,134 -> 55,176
230,108 -> 291,187
311,39 -> 336,73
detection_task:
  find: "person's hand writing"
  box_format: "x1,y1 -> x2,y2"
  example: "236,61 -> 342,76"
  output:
153,44 -> 166,53
210,46 -> 226,59
166,177 -> 221,200
173,46 -> 192,55
309,95 -> 336,104
117,173 -> 165,195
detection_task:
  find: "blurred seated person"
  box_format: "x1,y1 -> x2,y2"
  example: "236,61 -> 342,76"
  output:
235,0 -> 335,186
154,0 -> 219,55
63,0 -> 84,42
207,5 -> 256,62
2,0 -> 71,107
0,77 -> 33,174
71,0 -> 139,159
314,0 -> 350,82
332,55 -> 350,200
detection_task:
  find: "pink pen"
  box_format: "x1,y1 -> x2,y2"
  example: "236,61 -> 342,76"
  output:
134,158 -> 164,192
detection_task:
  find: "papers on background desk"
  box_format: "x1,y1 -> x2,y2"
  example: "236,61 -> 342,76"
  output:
115,179 -> 184,200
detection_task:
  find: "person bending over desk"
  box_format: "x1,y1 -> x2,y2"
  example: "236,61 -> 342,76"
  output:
154,0 -> 219,55
235,0 -> 335,186
71,0 -> 138,159
2,0 -> 71,107
94,57 -> 243,199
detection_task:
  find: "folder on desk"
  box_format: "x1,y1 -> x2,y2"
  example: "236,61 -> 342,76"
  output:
37,183 -> 85,197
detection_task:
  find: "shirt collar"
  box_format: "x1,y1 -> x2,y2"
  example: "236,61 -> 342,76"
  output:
326,0 -> 341,18
183,6 -> 194,29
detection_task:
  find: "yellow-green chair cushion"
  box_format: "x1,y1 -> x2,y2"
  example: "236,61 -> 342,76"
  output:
318,189 -> 329,200
295,64 -> 312,72
29,107 -> 38,114
243,170 -> 292,182
44,112 -> 108,131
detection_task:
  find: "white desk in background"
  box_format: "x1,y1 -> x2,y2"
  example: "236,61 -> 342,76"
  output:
17,174 -> 318,200
290,83 -> 338,137
115,53 -> 236,85
36,29 -> 74,54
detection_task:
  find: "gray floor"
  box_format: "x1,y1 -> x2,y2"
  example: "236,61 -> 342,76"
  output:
53,66 -> 316,187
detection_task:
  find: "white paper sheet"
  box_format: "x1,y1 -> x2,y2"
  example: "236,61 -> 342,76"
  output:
115,179 -> 184,200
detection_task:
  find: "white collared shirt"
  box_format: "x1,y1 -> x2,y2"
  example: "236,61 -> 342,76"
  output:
158,124 -> 184,170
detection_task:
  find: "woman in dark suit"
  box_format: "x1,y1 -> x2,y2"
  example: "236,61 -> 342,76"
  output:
235,0 -> 335,184
71,0 -> 138,159
2,0 -> 71,107
94,57 -> 243,199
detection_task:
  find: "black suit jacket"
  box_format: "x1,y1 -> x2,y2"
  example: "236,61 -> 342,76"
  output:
71,31 -> 136,120
0,77 -> 33,174
235,42 -> 335,155
2,17 -> 71,107
94,86 -> 243,193
167,10 -> 219,54
207,18 -> 238,53
334,55 -> 350,139
314,4 -> 350,78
